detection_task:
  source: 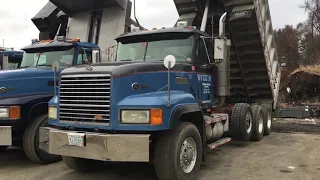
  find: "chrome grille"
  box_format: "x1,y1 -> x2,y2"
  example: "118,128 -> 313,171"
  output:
59,74 -> 111,126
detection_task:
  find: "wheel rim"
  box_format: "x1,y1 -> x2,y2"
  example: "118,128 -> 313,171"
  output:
267,112 -> 272,129
258,113 -> 264,134
245,112 -> 252,133
180,137 -> 197,173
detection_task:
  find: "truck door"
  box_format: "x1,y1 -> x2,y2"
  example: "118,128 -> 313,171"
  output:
194,37 -> 214,106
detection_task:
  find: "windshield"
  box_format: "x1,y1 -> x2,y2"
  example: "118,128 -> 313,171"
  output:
116,35 -> 194,62
20,48 -> 74,69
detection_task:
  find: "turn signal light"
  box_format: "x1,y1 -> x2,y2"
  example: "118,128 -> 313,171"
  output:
150,108 -> 163,125
72,38 -> 80,42
9,106 -> 20,119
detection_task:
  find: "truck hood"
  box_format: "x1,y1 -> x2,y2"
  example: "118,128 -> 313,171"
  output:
0,68 -> 57,98
61,61 -> 192,77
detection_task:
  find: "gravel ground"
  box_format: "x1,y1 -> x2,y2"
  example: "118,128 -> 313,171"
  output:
0,131 -> 319,180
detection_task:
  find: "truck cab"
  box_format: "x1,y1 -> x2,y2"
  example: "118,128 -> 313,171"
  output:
0,50 -> 24,70
0,37 -> 100,164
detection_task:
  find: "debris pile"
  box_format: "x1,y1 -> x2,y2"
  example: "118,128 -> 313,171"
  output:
280,65 -> 320,105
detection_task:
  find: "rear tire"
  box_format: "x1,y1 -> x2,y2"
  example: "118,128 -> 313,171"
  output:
23,114 -> 61,164
250,105 -> 264,141
261,104 -> 272,136
62,156 -> 103,172
230,103 -> 253,141
154,122 -> 202,180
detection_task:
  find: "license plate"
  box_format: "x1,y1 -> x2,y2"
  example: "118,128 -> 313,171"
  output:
67,133 -> 85,147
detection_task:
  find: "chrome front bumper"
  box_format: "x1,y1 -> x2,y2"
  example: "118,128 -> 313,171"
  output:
0,126 -> 12,146
39,127 -> 150,162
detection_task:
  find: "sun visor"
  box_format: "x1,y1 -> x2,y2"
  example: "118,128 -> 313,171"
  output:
49,0 -> 128,16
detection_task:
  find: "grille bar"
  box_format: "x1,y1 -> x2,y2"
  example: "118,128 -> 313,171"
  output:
59,74 -> 111,126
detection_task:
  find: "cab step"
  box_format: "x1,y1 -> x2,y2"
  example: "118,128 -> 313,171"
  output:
205,113 -> 229,125
207,137 -> 232,150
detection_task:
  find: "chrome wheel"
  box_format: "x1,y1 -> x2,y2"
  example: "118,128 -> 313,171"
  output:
267,112 -> 272,129
180,137 -> 197,173
245,112 -> 252,133
258,113 -> 264,134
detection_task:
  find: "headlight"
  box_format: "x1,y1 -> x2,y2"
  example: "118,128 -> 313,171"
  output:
0,108 -> 9,118
48,106 -> 57,119
120,109 -> 163,125
121,110 -> 150,124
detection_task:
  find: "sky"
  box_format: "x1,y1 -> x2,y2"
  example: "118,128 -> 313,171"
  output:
0,0 -> 308,50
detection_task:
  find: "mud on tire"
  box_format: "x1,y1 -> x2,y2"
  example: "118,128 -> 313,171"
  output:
230,103 -> 253,141
154,122 -> 202,180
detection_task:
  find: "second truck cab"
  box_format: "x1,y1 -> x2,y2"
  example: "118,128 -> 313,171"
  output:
0,50 -> 24,70
0,37 -> 100,164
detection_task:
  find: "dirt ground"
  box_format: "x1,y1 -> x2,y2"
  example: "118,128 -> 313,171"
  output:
0,120 -> 319,180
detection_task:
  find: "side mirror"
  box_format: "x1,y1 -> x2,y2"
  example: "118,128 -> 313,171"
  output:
92,50 -> 100,64
52,61 -> 59,96
2,55 -> 9,70
163,55 -> 176,69
163,55 -> 176,107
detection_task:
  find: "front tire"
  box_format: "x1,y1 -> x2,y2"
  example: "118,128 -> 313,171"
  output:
230,103 -> 253,141
23,114 -> 61,164
250,105 -> 264,141
154,122 -> 202,180
62,156 -> 103,172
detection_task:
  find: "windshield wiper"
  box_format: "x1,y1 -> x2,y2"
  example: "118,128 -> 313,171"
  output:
19,66 -> 30,68
37,64 -> 52,67
120,59 -> 133,61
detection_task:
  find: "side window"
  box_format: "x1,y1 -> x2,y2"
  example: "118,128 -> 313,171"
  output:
77,49 -> 93,65
196,39 -> 208,65
205,39 -> 213,63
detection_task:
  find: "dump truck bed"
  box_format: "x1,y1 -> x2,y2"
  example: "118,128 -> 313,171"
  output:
174,0 -> 280,109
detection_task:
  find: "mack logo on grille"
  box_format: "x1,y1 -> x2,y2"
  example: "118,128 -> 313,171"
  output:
94,114 -> 104,120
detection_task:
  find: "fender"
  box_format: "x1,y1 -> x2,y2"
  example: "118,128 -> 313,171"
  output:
170,103 -> 203,129
0,93 -> 53,105
0,93 -> 53,122
27,102 -> 49,120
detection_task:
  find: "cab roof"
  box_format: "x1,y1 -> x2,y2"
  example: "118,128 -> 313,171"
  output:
21,40 -> 99,52
0,50 -> 24,58
115,27 -> 210,41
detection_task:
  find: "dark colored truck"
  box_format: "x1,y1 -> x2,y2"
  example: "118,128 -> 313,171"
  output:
40,0 -> 281,179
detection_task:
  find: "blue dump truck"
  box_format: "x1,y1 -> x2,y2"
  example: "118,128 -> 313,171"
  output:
40,0 -> 281,179
0,50 -> 24,70
0,37 -> 101,164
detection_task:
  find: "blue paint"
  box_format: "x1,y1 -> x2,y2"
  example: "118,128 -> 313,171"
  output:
50,71 -> 214,131
0,41 -> 100,138
0,50 -> 24,58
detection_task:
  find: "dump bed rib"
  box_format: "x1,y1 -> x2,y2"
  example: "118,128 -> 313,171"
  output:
173,0 -> 280,109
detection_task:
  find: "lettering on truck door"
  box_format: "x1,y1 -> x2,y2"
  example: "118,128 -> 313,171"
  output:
194,36 -> 214,105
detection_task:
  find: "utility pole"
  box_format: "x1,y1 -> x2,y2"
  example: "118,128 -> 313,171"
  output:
2,39 -> 4,49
